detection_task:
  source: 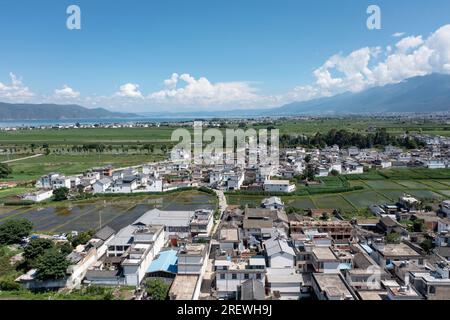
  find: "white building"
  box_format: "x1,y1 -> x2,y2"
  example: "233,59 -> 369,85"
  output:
264,236 -> 295,268
92,178 -> 112,194
22,190 -> 53,202
177,243 -> 208,275
266,267 -> 303,300
214,256 -> 266,299
263,180 -> 296,193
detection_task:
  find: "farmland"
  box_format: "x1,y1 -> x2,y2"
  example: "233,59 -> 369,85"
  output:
227,173 -> 450,219
0,189 -> 216,233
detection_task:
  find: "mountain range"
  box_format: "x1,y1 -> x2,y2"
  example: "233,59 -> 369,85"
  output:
0,103 -> 137,120
0,74 -> 449,120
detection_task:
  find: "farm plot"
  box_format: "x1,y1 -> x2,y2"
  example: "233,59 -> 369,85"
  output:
363,180 -> 405,190
343,191 -> 391,208
311,194 -> 356,212
396,181 -> 432,189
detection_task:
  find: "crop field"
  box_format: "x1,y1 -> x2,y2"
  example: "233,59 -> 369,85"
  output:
1,154 -> 165,181
362,180 -> 403,189
251,118 -> 450,137
226,175 -> 450,219
0,127 -> 178,144
0,190 -> 216,233
310,194 -> 355,212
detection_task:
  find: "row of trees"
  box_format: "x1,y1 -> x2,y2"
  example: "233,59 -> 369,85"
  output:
280,128 -> 426,149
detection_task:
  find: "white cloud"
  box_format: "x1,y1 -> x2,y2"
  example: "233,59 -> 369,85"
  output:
292,24 -> 450,100
149,73 -> 262,107
54,85 -> 80,98
115,83 -> 143,98
392,32 -> 406,38
0,73 -> 34,101
396,35 -> 424,52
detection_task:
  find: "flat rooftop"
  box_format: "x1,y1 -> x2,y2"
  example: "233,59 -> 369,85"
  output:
312,247 -> 338,261
219,228 -> 239,242
313,273 -> 354,300
378,243 -> 421,257
357,290 -> 387,300
169,275 -> 199,300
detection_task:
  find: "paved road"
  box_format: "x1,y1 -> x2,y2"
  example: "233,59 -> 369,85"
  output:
1,153 -> 43,164
211,189 -> 227,237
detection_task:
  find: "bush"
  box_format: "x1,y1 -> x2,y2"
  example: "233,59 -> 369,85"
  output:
0,163 -> 12,179
53,187 -> 69,201
0,277 -> 21,291
0,219 -> 33,245
145,278 -> 169,300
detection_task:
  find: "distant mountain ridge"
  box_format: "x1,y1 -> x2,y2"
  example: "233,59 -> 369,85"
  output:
0,102 -> 138,120
139,74 -> 450,118
272,73 -> 450,115
1,74 -> 449,120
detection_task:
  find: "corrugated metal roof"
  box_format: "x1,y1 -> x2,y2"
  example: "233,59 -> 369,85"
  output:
147,249 -> 178,274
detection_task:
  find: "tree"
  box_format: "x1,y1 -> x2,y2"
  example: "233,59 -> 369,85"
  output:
58,242 -> 73,256
320,212 -> 330,221
24,238 -> 54,266
0,163 -> 12,179
420,239 -> 433,253
304,154 -> 311,163
53,187 -> 69,201
386,232 -> 401,244
0,219 -> 33,245
35,249 -> 70,281
302,164 -> 316,181
145,278 -> 170,300
413,219 -> 425,233
330,169 -> 340,176
70,230 -> 94,247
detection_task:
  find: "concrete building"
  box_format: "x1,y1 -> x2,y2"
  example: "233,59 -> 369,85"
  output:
22,189 -> 53,202
214,256 -> 266,299
266,267 -> 303,300
312,273 -> 356,300
264,236 -> 295,268
263,180 -> 296,193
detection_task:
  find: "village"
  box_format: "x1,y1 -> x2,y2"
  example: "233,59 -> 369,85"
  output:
1,129 -> 447,301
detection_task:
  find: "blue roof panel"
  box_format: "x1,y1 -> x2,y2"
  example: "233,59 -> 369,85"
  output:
147,249 -> 178,274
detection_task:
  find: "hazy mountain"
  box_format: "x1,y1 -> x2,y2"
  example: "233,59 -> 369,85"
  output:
271,73 -> 450,115
0,102 -> 138,120
2,74 -> 449,121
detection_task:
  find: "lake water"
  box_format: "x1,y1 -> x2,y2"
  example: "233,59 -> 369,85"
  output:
0,117 -> 197,128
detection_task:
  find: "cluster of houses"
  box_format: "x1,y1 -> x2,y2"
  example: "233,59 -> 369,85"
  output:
16,207 -> 214,299
206,195 -> 450,300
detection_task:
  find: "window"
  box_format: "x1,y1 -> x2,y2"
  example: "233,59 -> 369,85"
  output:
244,273 -> 249,280
429,286 -> 436,294
232,273 -> 237,280
256,273 -> 262,280
220,274 -> 225,280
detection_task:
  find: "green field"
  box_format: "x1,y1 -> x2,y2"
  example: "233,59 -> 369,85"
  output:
227,176 -> 450,219
1,154 -> 165,181
0,127 -> 177,144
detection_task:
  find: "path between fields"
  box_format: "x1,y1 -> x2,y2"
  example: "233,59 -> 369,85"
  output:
1,154 -> 43,164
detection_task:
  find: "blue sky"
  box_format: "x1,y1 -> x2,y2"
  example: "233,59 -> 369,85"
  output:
1,0 -> 450,112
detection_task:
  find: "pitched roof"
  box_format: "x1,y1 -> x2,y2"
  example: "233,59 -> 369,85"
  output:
94,226 -> 116,241
240,279 -> 265,300
147,249 -> 178,274
264,237 -> 295,256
